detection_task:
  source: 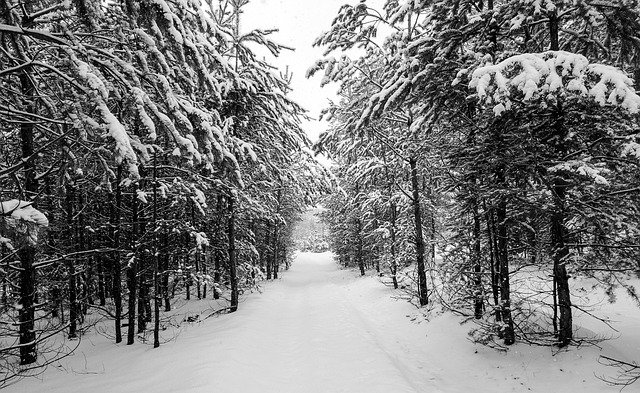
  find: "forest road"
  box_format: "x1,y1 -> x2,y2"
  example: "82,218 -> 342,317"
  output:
206,251 -> 429,393
13,251 -> 435,393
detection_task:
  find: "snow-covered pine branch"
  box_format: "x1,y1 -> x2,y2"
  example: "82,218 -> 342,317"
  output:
467,51 -> 640,116
0,200 -> 49,246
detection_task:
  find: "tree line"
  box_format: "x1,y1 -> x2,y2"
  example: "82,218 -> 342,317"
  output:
0,0 -> 326,384
312,0 -> 640,359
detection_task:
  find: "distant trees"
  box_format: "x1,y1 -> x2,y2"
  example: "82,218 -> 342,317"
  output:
0,0 -> 326,384
313,0 -> 640,349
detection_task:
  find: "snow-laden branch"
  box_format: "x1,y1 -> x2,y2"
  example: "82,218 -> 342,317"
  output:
0,200 -> 49,247
467,51 -> 640,116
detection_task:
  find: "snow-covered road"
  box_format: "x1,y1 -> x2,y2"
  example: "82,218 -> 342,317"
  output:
13,252 -> 433,393
204,252 -> 425,393
12,252 -> 639,393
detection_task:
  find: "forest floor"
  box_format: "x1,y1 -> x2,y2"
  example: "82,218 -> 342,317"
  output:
8,251 -> 640,393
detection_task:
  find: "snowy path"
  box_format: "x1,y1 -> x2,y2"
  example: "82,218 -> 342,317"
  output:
12,252 -> 640,393
205,252 -> 425,393
13,252 -> 432,393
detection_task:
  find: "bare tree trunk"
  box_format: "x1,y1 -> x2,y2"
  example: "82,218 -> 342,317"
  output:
202,245 -> 208,299
485,205 -> 501,323
66,184 -> 78,339
213,195 -> 223,299
18,247 -> 37,365
184,231 -> 191,301
410,157 -> 428,306
473,199 -> 483,319
273,225 -> 280,279
137,184 -> 148,334
390,203 -> 399,289
162,230 -> 171,311
356,219 -> 365,276
111,166 -> 123,344
496,201 -> 515,345
80,193 -> 91,317
153,152 -> 160,348
228,196 -> 238,312
127,188 -> 138,345
18,71 -> 38,364
266,222 -> 272,280
191,203 -> 201,299
549,10 -> 573,348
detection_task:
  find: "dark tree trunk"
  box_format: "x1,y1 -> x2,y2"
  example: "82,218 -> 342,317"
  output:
390,203 -> 399,289
265,222 -> 272,280
66,184 -> 78,339
98,255 -> 106,306
162,231 -> 171,311
485,206 -> 501,323
127,189 -> 138,345
80,195 -> 91,315
213,195 -> 223,299
473,199 -> 483,319
18,247 -> 37,365
111,166 -> 123,344
138,282 -> 149,334
213,247 -> 221,300
356,219 -> 365,276
17,71 -> 38,365
228,196 -> 239,312
409,157 -> 428,306
496,202 -> 515,345
137,189 -> 148,334
548,14 -> 573,347
202,246 -> 208,299
191,203 -> 201,300
273,225 -> 280,280
550,122 -> 573,347
195,251 -> 201,299
184,231 -> 191,301
153,153 -> 160,348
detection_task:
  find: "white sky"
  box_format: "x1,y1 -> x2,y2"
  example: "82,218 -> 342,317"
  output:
242,0 -> 348,143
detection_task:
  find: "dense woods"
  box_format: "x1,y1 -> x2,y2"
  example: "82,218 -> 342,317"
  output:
3,0 -> 640,390
311,0 -> 640,354
0,0 -> 327,383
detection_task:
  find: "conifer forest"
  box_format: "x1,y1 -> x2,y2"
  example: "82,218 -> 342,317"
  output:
1,1 -> 640,392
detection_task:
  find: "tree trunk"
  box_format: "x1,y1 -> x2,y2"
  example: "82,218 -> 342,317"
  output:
265,222 -> 273,280
18,247 -> 37,365
496,201 -> 515,345
273,225 -> 280,280
111,166 -> 123,343
202,246 -> 208,299
66,184 -> 78,339
485,206 -> 501,323
137,188 -> 148,334
98,254 -> 106,306
81,196 -> 91,315
184,231 -> 191,301
228,196 -> 239,312
213,195 -> 223,299
127,189 -> 138,345
473,199 -> 483,319
548,13 -> 573,346
356,219 -> 365,276
153,152 -> 160,348
409,157 -> 428,306
390,203 -> 399,289
162,230 -> 171,311
17,71 -> 38,365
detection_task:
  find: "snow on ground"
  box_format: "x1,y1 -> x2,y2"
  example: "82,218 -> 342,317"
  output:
8,252 -> 640,393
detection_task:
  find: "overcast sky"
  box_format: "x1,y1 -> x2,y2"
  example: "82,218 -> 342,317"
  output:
242,0 -> 348,143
